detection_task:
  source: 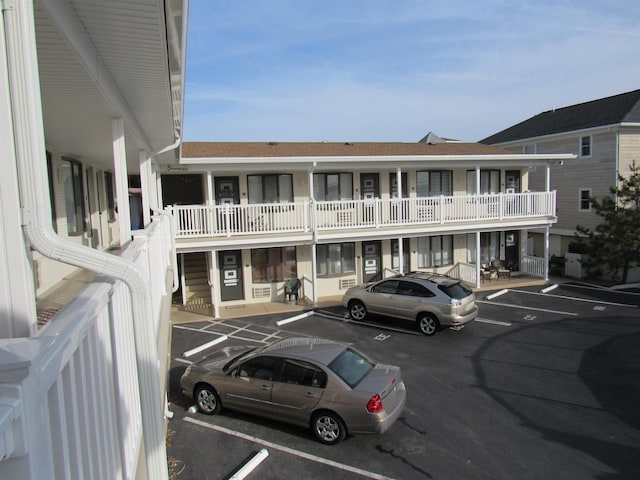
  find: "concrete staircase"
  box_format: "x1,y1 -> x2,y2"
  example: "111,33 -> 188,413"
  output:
181,252 -> 212,309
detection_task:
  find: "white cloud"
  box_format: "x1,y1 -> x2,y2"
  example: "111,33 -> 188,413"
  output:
184,0 -> 640,142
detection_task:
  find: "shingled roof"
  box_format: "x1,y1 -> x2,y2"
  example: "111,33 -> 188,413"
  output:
181,141 -> 512,158
480,89 -> 640,145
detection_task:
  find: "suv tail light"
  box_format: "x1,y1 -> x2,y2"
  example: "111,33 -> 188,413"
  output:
367,394 -> 383,413
450,298 -> 462,306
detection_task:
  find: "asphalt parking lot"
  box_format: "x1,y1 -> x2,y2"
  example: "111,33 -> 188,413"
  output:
166,282 -> 640,480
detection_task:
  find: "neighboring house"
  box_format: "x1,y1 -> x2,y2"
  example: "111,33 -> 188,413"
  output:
168,141 -> 574,316
1,1 -> 187,479
481,90 -> 640,280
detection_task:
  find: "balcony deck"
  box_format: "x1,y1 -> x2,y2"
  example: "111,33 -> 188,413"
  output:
169,191 -> 557,247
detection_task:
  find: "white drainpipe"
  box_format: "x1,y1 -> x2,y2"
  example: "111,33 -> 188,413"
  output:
4,2 -> 168,479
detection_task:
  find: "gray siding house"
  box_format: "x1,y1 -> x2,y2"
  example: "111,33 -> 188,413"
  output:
481,90 -> 640,280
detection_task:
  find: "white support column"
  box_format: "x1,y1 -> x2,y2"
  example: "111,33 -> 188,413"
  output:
180,253 -> 186,306
476,231 -> 481,288
206,171 -> 214,206
210,250 -> 220,318
156,170 -> 164,209
308,167 -> 318,307
149,160 -> 160,211
544,226 -> 550,281
311,244 -> 318,308
139,150 -> 152,226
396,168 -> 404,273
0,1 -> 38,339
545,164 -> 551,192
112,119 -> 131,244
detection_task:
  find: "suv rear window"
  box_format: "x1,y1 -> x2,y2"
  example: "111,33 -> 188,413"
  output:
438,282 -> 472,299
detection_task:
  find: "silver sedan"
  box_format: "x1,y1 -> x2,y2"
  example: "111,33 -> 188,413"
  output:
180,336 -> 406,444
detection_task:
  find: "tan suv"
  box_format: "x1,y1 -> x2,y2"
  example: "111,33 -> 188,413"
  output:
342,272 -> 478,336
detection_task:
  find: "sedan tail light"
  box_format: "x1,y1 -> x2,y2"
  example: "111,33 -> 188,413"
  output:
367,394 -> 383,413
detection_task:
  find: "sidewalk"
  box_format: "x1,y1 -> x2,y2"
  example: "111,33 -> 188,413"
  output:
170,274 -> 554,324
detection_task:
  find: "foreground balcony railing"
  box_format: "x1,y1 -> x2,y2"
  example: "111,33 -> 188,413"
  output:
0,215 -> 174,479
169,191 -> 556,238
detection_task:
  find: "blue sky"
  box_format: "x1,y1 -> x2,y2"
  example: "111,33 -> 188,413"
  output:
183,0 -> 640,143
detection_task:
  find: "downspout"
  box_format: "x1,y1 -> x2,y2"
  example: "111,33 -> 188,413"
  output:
4,3 -> 168,479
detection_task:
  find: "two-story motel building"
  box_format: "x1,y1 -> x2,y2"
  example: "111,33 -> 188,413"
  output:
170,140 -> 575,317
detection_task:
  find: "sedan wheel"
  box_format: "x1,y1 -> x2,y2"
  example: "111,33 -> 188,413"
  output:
195,384 -> 221,415
417,314 -> 439,336
349,301 -> 368,321
312,412 -> 346,445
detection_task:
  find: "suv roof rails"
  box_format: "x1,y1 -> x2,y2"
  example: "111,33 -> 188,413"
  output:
403,271 -> 460,285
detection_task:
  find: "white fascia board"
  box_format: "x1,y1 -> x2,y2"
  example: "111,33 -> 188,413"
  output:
490,123 -> 628,147
180,153 -> 576,171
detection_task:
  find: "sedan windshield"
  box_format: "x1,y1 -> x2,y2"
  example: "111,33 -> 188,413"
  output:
327,348 -> 375,388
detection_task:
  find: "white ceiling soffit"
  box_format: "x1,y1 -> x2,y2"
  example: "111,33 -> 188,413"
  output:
34,0 -> 185,170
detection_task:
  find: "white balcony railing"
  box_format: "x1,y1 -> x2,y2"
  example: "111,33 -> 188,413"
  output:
0,215 -> 174,479
521,255 -> 547,278
170,191 -> 556,239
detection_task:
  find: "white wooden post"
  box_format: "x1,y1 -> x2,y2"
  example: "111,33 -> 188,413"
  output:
140,150 -> 153,226
113,118 -> 131,244
0,6 -> 38,338
476,231 -> 482,288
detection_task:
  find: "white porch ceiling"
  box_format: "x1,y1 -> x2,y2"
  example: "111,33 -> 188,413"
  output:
34,0 -> 185,171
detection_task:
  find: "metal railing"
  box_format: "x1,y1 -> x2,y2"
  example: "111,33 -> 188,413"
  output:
169,191 -> 556,238
0,215 -> 173,479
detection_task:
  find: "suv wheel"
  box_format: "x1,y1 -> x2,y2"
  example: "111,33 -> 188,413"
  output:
417,313 -> 439,336
348,300 -> 368,321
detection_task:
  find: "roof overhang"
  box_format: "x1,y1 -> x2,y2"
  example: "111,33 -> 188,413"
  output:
488,122 -> 640,147
35,0 -> 187,171
175,153 -> 576,172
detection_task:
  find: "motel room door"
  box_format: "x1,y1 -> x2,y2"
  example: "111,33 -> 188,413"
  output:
504,231 -> 519,271
219,250 -> 244,301
360,173 -> 379,224
362,241 -> 382,283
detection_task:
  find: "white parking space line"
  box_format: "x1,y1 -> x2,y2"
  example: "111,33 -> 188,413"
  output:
184,417 -> 397,480
510,289 -> 638,308
486,289 -> 508,300
276,310 -> 314,326
475,318 -> 512,326
183,335 -> 228,358
564,283 -> 640,296
477,300 -> 578,316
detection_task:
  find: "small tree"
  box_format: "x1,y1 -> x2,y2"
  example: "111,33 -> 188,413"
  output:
575,161 -> 640,283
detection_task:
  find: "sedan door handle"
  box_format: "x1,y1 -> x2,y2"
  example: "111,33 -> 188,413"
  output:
305,392 -> 318,398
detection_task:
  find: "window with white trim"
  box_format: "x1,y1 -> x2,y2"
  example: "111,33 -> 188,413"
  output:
316,243 -> 355,275
418,235 -> 453,268
61,157 -> 86,235
251,246 -> 297,282
313,173 -> 353,201
580,136 -> 592,157
579,188 -> 592,211
416,170 -> 452,197
467,170 -> 500,194
248,174 -> 293,204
